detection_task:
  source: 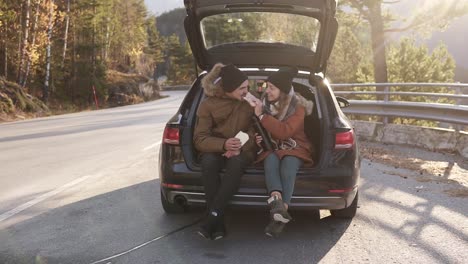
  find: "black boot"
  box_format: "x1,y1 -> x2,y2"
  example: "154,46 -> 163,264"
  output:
211,214 -> 226,240
197,211 -> 217,239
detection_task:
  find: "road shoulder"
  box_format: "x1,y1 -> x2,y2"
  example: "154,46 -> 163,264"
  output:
360,140 -> 468,197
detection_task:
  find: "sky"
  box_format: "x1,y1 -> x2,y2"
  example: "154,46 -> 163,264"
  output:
145,0 -> 184,15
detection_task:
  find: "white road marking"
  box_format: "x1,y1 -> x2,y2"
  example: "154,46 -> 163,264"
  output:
0,174 -> 96,223
143,140 -> 161,151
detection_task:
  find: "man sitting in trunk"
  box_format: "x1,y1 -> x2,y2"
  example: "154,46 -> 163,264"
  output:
194,63 -> 257,240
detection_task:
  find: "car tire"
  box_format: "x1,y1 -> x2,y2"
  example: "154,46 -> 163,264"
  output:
161,190 -> 186,214
330,191 -> 358,219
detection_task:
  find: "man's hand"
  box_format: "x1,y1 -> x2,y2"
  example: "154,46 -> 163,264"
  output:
224,138 -> 241,151
255,133 -> 263,147
222,150 -> 241,158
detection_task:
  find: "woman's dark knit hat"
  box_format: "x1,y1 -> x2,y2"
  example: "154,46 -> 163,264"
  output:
267,66 -> 298,94
217,64 -> 248,93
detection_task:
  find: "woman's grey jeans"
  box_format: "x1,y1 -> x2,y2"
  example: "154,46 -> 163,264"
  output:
264,153 -> 303,204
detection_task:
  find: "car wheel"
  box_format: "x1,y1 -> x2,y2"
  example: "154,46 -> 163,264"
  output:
161,190 -> 186,214
330,191 -> 358,219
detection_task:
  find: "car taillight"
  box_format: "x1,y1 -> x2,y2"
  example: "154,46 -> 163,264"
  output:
335,130 -> 354,150
163,126 -> 180,145
162,183 -> 184,189
328,187 -> 354,193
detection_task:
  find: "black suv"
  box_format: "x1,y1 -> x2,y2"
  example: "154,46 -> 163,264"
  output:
159,0 -> 360,218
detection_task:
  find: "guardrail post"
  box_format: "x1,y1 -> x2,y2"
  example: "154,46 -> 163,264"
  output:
455,86 -> 462,133
383,84 -> 389,124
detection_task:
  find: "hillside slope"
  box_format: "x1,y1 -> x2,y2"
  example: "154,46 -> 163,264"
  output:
0,78 -> 49,122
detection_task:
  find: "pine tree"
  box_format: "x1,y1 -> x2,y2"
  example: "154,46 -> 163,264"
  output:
143,16 -> 164,78
43,0 -> 55,103
22,0 -> 43,88
18,0 -> 31,85
166,34 -> 196,84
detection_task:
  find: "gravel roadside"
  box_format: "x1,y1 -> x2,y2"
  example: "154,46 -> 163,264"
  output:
360,140 -> 468,197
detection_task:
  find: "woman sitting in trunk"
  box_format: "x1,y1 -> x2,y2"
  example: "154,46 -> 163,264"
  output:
247,66 -> 315,237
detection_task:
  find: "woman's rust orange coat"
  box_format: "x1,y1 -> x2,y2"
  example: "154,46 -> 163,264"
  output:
256,105 -> 314,164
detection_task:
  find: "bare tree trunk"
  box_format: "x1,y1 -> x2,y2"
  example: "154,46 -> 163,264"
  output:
43,0 -> 54,103
18,0 -> 31,85
23,0 -> 41,87
0,21 -> 8,79
3,45 -> 7,79
103,18 -> 110,61
70,2 -> 76,104
17,2 -> 24,74
124,1 -> 132,67
368,1 -> 389,123
62,0 -> 70,67
368,2 -> 388,84
107,23 -> 115,61
92,0 -> 96,73
2,21 -> 8,78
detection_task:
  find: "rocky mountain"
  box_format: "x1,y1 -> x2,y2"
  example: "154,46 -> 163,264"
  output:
156,8 -> 186,43
455,66 -> 468,83
418,13 -> 468,82
386,1 -> 467,81
426,15 -> 468,69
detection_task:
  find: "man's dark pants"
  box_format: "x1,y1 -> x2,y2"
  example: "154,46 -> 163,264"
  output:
200,152 -> 253,214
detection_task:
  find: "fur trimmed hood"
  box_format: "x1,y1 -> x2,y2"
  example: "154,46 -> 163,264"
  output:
200,63 -> 225,97
262,87 -> 314,121
296,93 -> 314,116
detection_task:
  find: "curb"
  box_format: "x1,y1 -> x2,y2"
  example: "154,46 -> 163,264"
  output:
352,120 -> 468,159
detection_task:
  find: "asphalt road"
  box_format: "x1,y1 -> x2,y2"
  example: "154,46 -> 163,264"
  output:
0,90 -> 466,264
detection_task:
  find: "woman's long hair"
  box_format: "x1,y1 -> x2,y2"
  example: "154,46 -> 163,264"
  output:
275,91 -> 291,118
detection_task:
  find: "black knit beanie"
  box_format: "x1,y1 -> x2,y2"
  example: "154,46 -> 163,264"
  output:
218,64 -> 248,93
267,66 -> 298,94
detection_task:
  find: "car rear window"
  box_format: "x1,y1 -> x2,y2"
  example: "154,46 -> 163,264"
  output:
200,12 -> 320,52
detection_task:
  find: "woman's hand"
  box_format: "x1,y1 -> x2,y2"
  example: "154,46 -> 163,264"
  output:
255,133 -> 263,147
254,100 -> 263,117
243,92 -> 258,107
243,93 -> 263,116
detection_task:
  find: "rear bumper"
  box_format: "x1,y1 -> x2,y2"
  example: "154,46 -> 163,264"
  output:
164,189 -> 356,210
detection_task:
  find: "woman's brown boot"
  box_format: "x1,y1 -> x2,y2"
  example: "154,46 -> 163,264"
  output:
267,195 -> 292,223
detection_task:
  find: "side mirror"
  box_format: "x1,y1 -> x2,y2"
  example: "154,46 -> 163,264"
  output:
336,96 -> 350,108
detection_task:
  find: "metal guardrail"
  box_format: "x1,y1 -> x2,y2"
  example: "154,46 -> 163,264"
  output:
330,83 -> 468,127
333,91 -> 468,100
161,82 -> 468,127
161,85 -> 191,91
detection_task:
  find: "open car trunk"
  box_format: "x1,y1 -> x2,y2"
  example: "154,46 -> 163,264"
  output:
183,0 -> 338,74
180,0 -> 339,166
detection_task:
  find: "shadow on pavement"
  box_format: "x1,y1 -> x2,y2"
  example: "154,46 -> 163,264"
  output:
0,179 -> 351,264
1,168 -> 466,263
